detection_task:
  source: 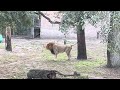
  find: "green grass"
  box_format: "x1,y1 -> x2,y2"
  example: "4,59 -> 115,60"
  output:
40,47 -> 107,78
0,40 -> 107,79
74,58 -> 106,74
0,43 -> 4,49
41,48 -> 68,61
0,53 -> 20,64
41,46 -> 78,62
0,43 -> 16,49
72,46 -> 107,76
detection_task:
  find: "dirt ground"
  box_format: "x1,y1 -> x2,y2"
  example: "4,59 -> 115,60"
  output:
0,37 -> 120,79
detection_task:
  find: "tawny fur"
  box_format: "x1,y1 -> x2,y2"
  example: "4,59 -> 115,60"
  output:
46,42 -> 73,60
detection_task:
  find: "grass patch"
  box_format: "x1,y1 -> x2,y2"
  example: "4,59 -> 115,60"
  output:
41,49 -> 68,61
0,43 -> 19,49
0,54 -> 20,64
41,47 -> 77,62
0,39 -> 108,79
8,64 -> 27,79
9,71 -> 26,79
75,59 -> 106,74
0,43 -> 4,49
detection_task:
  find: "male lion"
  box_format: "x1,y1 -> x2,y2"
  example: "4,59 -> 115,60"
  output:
46,42 -> 73,60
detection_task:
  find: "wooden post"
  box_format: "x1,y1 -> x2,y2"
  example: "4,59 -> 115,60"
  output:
38,12 -> 41,39
5,26 -> 12,51
64,33 -> 67,45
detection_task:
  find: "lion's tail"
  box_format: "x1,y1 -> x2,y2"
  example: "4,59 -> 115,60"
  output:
71,42 -> 78,47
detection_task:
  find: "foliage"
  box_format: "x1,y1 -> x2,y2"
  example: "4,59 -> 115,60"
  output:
0,11 -> 35,35
85,11 -> 120,54
85,11 -> 110,43
60,11 -> 84,27
59,11 -> 111,43
59,11 -> 85,38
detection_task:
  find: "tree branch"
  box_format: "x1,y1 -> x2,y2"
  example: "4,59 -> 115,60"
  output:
35,11 -> 61,24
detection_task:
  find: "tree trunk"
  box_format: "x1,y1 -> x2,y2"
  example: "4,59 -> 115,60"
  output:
64,33 -> 67,45
77,21 -> 87,60
77,29 -> 87,60
107,35 -> 112,67
38,11 -> 41,39
5,26 -> 12,51
107,11 -> 120,67
107,11 -> 114,67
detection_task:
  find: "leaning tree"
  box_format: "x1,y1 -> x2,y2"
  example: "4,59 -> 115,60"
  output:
106,11 -> 120,67
85,11 -> 120,67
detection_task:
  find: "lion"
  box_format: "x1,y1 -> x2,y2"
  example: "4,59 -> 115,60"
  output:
46,42 -> 73,60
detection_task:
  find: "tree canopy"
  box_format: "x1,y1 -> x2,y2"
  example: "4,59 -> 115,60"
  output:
0,11 -> 35,34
